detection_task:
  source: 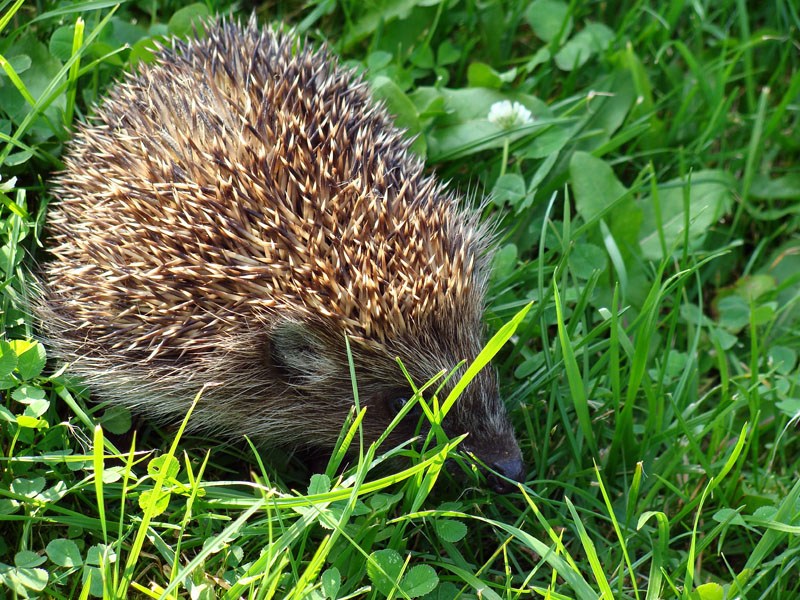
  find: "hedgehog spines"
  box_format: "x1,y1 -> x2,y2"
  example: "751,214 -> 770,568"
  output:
47,18 -> 492,358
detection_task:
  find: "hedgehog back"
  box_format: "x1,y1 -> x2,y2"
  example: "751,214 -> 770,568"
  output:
45,20 -> 491,361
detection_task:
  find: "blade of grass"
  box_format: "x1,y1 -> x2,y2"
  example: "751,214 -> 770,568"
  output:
594,461 -> 639,600
117,386 -> 203,598
553,276 -> 597,458
91,424 -> 108,545
441,301 -> 533,417
637,510 -> 669,600
64,17 -> 85,127
0,0 -> 23,34
565,497 -> 613,600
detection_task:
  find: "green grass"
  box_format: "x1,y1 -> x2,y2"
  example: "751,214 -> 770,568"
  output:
1,0 -> 800,598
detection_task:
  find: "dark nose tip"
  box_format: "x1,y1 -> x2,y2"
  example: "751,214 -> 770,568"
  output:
487,455 -> 526,493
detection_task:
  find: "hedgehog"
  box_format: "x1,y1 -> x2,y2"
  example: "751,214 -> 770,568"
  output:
35,16 -> 525,491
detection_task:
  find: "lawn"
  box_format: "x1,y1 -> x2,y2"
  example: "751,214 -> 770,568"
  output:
1,0 -> 799,598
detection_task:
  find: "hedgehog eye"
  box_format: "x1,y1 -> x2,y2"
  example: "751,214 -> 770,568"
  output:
390,395 -> 422,419
391,396 -> 409,415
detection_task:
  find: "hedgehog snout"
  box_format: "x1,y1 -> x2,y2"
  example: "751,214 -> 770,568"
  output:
380,379 -> 527,493
485,446 -> 526,493
459,431 -> 525,493
451,378 -> 527,492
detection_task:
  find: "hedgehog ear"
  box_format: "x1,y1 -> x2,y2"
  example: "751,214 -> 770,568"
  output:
268,320 -> 333,381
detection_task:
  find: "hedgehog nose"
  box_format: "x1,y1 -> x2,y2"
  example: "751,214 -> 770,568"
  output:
487,455 -> 526,493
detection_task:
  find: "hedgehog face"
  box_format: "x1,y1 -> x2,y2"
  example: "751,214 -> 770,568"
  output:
387,334 -> 526,493
267,317 -> 525,491
437,367 -> 525,493
386,369 -> 526,493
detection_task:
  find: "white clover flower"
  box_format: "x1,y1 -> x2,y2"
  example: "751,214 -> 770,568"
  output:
0,175 -> 17,193
487,100 -> 533,130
